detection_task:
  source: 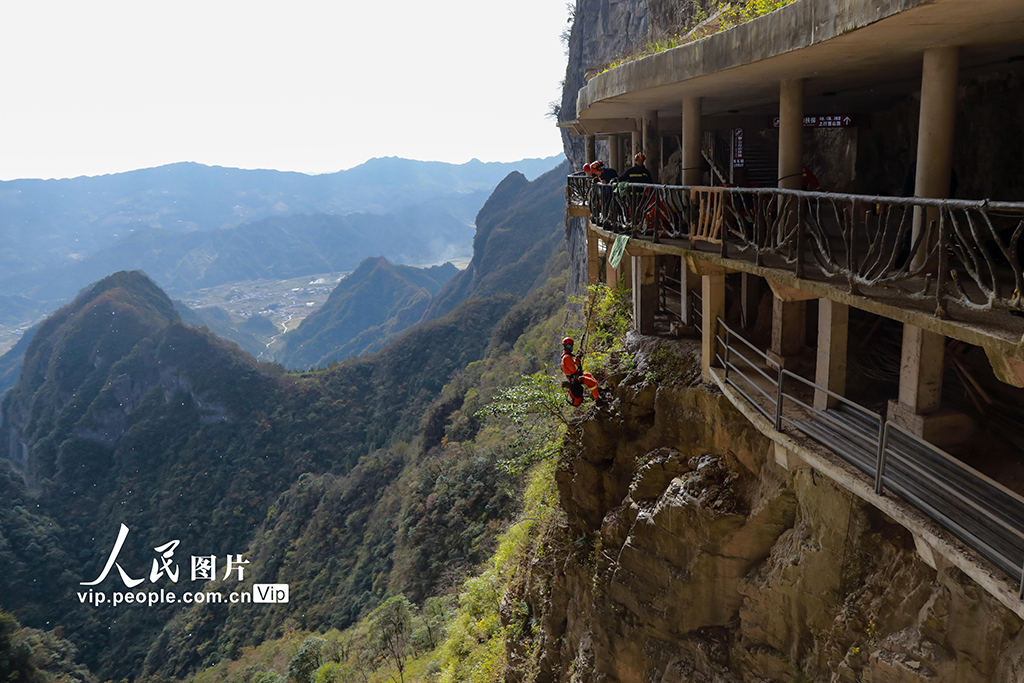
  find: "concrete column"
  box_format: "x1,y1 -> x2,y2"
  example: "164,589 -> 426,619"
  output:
887,47 -> 961,439
701,270 -> 726,382
585,135 -> 596,164
741,273 -> 760,330
632,254 -> 658,334
643,110 -> 660,183
681,260 -> 698,327
898,325 -> 945,415
768,297 -> 806,370
814,299 -> 849,410
605,239 -> 618,288
632,129 -> 642,159
778,79 -> 804,190
587,229 -> 601,285
609,135 -> 623,175
911,46 -> 960,269
889,325 -> 975,444
682,97 -> 703,186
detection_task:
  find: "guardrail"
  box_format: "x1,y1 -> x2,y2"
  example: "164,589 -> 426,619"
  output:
568,177 -> 1024,316
713,316 -> 1024,595
659,266 -> 682,322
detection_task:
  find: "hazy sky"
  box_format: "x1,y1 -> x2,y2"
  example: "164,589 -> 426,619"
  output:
0,1 -> 569,180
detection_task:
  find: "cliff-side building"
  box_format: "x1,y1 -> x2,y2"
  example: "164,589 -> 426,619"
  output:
565,0 -> 1024,622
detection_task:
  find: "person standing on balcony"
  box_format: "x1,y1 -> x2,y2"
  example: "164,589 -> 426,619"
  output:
591,160 -> 618,184
621,152 -> 653,184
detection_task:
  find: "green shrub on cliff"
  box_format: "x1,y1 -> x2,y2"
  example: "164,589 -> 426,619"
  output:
599,0 -> 799,73
565,281 -> 632,378
437,456 -> 560,683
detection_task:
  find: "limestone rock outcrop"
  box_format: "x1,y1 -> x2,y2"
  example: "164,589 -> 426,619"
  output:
512,339 -> 1024,683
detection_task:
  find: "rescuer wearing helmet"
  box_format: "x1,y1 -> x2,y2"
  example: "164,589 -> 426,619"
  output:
621,152 -> 653,184
560,337 -> 606,407
591,160 -> 618,184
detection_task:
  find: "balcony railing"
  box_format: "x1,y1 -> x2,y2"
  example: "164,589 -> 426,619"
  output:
715,316 -> 1024,595
568,178 -> 1024,316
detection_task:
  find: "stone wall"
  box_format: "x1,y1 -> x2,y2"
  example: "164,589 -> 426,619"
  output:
560,0 -> 650,297
853,70 -> 1024,201
508,336 -> 1024,683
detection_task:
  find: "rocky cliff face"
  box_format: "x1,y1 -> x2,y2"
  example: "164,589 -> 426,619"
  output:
508,337 -> 1024,682
559,0 -> 651,297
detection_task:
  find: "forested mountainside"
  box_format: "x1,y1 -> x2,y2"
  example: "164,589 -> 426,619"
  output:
174,304 -> 279,360
279,258 -> 458,370
0,323 -> 37,397
424,162 -> 570,322
0,163 -> 569,682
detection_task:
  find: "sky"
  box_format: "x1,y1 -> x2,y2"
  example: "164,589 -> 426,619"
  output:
0,1 -> 569,181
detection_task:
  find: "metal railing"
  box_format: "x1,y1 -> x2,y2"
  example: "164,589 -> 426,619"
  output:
568,177 -> 1024,315
714,316 -> 1024,595
659,266 -> 682,322
566,172 -> 590,207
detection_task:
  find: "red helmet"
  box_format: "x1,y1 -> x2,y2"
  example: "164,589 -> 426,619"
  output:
592,160 -> 604,170
583,163 -> 592,174
562,337 -> 574,347
634,152 -> 646,165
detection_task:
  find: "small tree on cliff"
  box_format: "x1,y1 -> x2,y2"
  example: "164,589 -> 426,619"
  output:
369,595 -> 413,683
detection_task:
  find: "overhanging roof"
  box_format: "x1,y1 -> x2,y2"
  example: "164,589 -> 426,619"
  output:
576,0 -> 1024,127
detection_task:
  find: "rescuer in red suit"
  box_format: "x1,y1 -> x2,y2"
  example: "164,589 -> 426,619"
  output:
560,337 -> 606,407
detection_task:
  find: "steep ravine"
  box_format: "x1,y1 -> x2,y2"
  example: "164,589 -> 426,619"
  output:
506,337 -> 1024,683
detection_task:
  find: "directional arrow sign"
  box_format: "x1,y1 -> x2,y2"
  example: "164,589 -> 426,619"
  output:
771,114 -> 857,129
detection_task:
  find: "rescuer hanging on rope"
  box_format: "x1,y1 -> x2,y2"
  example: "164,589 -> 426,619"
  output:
560,336 -> 608,407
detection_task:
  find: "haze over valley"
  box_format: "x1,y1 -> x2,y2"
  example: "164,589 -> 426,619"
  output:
0,154 -> 563,356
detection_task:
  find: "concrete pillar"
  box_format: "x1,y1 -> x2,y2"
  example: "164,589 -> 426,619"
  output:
681,260 -> 698,327
897,325 -> 945,415
768,297 -> 806,370
886,48 -> 962,440
778,79 -> 804,190
605,239 -> 618,288
585,135 -> 596,164
609,135 -> 623,175
632,254 -> 658,334
643,110 -> 660,183
911,46 -> 960,269
814,299 -> 849,410
885,324 -> 977,446
702,270 -> 726,382
632,129 -> 642,159
889,325 -> 975,444
741,273 -> 760,330
682,97 -> 703,186
587,229 -> 601,285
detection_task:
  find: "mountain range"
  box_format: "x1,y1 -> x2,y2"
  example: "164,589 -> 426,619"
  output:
0,154 -> 563,317
0,158 -> 569,682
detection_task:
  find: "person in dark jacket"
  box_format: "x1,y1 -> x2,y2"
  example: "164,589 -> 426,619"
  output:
620,152 -> 653,184
591,160 -> 618,184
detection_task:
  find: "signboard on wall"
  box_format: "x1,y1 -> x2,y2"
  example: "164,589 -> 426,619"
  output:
732,128 -> 744,168
771,114 -> 857,128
